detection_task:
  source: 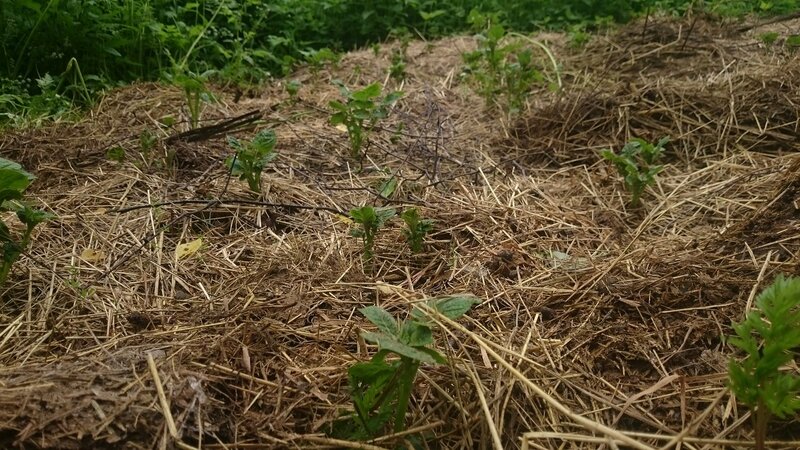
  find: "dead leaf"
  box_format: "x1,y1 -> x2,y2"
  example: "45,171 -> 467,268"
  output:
176,238 -> 203,260
80,248 -> 106,262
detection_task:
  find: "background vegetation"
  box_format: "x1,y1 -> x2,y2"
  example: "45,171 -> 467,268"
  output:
0,0 -> 796,124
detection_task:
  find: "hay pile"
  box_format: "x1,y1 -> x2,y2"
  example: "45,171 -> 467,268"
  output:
1,15 -> 799,449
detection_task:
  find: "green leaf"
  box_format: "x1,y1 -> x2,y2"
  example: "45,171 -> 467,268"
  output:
250,129 -> 277,154
360,306 -> 399,336
413,294 -> 480,322
0,189 -> 24,205
17,206 -> 53,227
361,331 -> 438,364
0,166 -> 34,194
351,83 -> 382,101
378,176 -> 398,198
399,321 -> 433,347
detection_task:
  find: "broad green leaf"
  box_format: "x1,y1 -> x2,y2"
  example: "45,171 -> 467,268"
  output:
399,321 -> 433,347
361,331 -> 437,364
0,166 -> 34,193
351,83 -> 381,101
360,306 -> 398,336
415,347 -> 446,364
348,358 -> 396,381
0,189 -> 24,205
16,206 -> 52,227
250,129 -> 277,154
378,176 -> 398,198
413,294 -> 480,322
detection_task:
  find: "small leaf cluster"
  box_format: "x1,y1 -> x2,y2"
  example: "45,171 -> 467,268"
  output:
329,82 -> 403,159
728,275 -> 800,434
601,137 -> 668,207
401,208 -> 434,254
462,12 -> 547,114
334,295 -> 479,440
348,206 -> 434,270
349,206 -> 396,265
225,129 -> 278,194
0,158 -> 52,288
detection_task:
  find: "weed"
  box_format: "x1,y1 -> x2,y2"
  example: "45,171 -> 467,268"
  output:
787,35 -> 800,52
389,48 -> 408,82
349,206 -> 396,267
106,147 -> 126,163
329,82 -> 403,160
285,80 -> 301,100
0,158 -> 52,288
727,275 -> 800,450
332,294 -> 479,440
169,71 -> 215,129
301,47 -> 340,74
225,129 -> 278,194
401,208 -> 433,254
759,31 -> 780,47
601,137 -> 668,207
388,29 -> 411,82
462,12 -> 560,114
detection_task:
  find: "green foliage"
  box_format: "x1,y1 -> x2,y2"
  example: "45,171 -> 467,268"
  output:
727,275 -> 800,449
332,295 -> 479,440
759,32 -> 780,46
2,1 -> 779,127
0,158 -> 52,288
349,206 -> 396,267
329,82 -> 403,159
225,129 -> 278,194
401,208 -> 434,254
168,71 -> 215,129
301,47 -> 340,73
462,12 -> 556,114
601,137 -> 668,207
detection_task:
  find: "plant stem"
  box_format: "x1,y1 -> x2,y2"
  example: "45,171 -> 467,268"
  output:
755,400 -> 768,450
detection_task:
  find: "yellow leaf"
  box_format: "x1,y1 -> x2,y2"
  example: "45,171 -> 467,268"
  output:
334,123 -> 348,133
80,248 -> 106,262
176,238 -> 203,260
337,214 -> 353,224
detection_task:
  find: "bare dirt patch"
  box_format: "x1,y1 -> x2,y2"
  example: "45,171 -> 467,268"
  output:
1,16 -> 799,450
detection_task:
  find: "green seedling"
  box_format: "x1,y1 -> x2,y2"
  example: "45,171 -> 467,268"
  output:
759,32 -> 780,47
389,48 -> 407,82
301,47 -> 340,74
462,11 -> 559,114
401,208 -> 433,254
601,137 -> 668,207
349,206 -> 396,267
225,129 -> 278,194
170,71 -> 215,129
0,158 -> 52,288
787,35 -> 800,52
329,82 -> 403,160
285,79 -> 301,100
727,275 -> 800,450
106,146 -> 125,162
332,295 -> 479,440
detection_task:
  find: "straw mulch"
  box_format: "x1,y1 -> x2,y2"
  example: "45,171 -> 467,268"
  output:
1,14 -> 800,450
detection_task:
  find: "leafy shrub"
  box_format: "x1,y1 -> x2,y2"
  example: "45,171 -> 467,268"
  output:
462,11 -> 559,113
727,275 -> 800,450
601,137 -> 668,207
332,295 -> 479,440
225,129 -> 278,194
349,206 -> 396,267
401,208 -> 433,254
329,82 -> 402,160
0,158 -> 51,288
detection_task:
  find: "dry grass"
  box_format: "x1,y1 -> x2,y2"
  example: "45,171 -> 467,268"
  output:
1,14 -> 800,450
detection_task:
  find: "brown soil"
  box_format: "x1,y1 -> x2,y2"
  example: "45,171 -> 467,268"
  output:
1,14 -> 800,450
